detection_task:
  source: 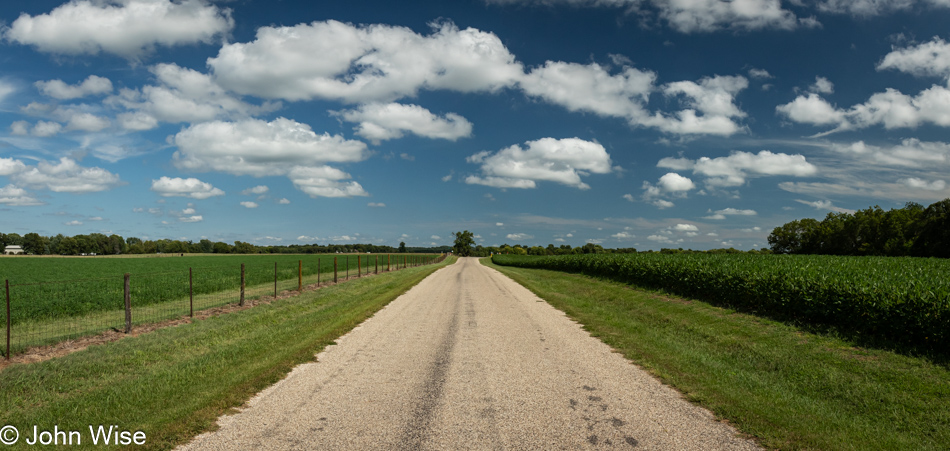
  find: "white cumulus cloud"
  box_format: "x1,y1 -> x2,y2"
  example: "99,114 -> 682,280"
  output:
828,139 -> 950,168
334,103 -> 473,143
12,157 -> 122,193
641,172 -> 695,207
900,177 -> 947,190
520,61 -> 654,119
658,150 -> 817,187
240,201 -> 259,208
521,64 -> 749,136
466,137 -> 614,189
705,207 -> 757,219
208,20 -> 523,103
241,185 -> 269,195
107,63 -> 278,130
35,75 -> 113,99
878,36 -> 950,79
173,117 -> 370,199
0,184 -> 43,206
173,117 -> 368,177
287,166 -> 369,198
809,76 -> 835,94
778,84 -> 950,134
150,176 -> 224,199
4,0 -> 234,59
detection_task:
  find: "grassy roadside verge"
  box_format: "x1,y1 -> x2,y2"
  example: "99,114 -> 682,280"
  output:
0,256 -> 456,450
482,258 -> 950,450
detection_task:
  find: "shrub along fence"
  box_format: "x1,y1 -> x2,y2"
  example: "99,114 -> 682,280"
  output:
3,254 -> 445,359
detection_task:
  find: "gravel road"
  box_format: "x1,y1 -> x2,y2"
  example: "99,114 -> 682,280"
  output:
179,257 -> 760,450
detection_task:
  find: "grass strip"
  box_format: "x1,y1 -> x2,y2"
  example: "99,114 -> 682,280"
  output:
483,258 -> 950,451
0,256 -> 455,450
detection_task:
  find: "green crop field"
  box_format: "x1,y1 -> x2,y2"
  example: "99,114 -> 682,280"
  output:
0,253 -> 440,355
492,253 -> 950,355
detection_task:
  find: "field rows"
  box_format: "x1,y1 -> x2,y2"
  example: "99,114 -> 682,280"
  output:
491,253 -> 950,354
0,254 -> 441,355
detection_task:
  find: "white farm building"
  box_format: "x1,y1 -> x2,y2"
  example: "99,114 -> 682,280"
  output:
4,245 -> 24,255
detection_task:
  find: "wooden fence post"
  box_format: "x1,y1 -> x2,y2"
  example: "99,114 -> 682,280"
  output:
298,260 -> 303,291
318,258 -> 321,286
334,257 -> 338,283
189,268 -> 194,318
240,263 -> 245,306
388,254 -> 391,272
124,273 -> 131,333
358,255 -> 362,278
375,255 -> 378,274
346,256 -> 349,279
274,262 -> 278,299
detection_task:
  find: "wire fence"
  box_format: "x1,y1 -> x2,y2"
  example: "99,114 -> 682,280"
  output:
2,253 -> 446,358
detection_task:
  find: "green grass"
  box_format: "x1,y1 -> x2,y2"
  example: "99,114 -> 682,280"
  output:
483,258 -> 950,450
0,256 -> 455,450
492,253 -> 950,355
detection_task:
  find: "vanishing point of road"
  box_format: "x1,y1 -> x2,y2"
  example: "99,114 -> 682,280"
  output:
180,257 -> 760,450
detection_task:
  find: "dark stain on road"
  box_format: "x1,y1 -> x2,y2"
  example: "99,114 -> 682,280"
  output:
398,278 -> 462,449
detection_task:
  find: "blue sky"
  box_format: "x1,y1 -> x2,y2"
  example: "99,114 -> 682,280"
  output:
1,0 -> 950,250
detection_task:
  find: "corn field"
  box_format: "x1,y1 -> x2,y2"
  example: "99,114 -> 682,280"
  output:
492,253 -> 950,354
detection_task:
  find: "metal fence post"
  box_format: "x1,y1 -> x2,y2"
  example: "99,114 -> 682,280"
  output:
189,268 -> 194,318
318,258 -> 321,286
358,255 -> 361,278
5,280 -> 10,360
124,273 -> 131,333
240,263 -> 245,306
375,255 -> 378,274
346,256 -> 349,279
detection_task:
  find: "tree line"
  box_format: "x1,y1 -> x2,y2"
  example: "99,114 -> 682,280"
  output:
0,233 -> 441,256
767,198 -> 950,257
450,230 -> 770,257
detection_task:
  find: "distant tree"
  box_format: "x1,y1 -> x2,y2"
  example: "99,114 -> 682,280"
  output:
912,198 -> 950,258
581,242 -> 604,254
452,231 -> 476,256
4,233 -> 23,246
108,234 -> 127,254
58,236 -> 80,255
213,241 -> 231,254
233,241 -> 256,254
21,232 -> 48,255
398,241 -> 407,253
769,198 -> 949,257
199,239 -> 214,253
768,218 -> 820,254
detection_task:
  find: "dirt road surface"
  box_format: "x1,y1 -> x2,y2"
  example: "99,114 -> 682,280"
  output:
179,257 -> 760,450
